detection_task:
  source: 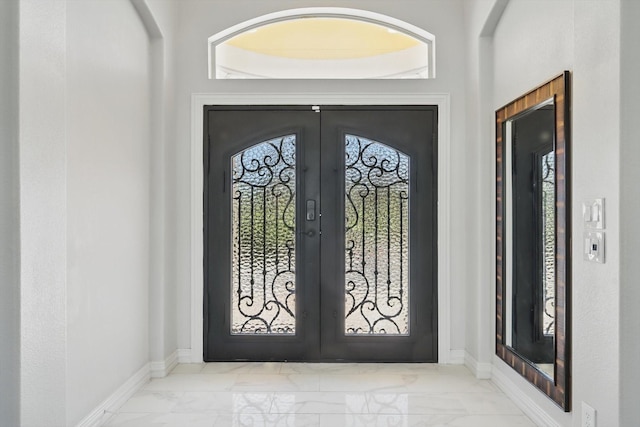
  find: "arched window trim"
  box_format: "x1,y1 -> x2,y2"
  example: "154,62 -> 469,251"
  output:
208,7 -> 436,79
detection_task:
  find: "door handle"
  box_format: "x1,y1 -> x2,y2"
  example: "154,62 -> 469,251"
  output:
306,199 -> 316,221
299,229 -> 316,237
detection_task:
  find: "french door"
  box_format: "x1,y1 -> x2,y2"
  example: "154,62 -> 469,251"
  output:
204,106 -> 437,362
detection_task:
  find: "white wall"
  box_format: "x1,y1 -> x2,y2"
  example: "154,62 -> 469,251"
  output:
492,14 -> 574,422
470,0 -> 624,425
151,0 -> 179,364
0,0 -> 20,425
13,0 -> 153,424
19,1 -> 69,424
462,0 -> 508,374
619,0 -> 640,424
571,3 -> 621,426
134,0 -> 180,370
65,0 -> 152,424
168,0 -> 471,359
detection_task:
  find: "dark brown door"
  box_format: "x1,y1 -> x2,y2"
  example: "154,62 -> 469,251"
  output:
204,106 -> 437,362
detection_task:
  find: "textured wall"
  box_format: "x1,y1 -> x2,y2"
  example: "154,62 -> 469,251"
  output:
462,0 -> 508,371
143,0 -> 180,366
490,1 -> 623,426
18,1 -> 69,425
0,0 -> 20,425
571,2 -> 622,425
620,0 -> 640,424
65,0 -> 151,424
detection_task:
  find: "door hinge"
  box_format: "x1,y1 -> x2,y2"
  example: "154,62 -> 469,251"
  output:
312,105 -> 321,113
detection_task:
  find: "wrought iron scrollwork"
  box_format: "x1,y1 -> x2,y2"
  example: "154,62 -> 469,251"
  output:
231,135 -> 297,334
344,135 -> 410,335
541,151 -> 555,336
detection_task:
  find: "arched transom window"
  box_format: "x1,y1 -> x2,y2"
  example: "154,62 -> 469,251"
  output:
209,8 -> 436,79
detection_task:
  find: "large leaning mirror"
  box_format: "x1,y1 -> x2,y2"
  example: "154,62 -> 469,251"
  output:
496,71 -> 571,410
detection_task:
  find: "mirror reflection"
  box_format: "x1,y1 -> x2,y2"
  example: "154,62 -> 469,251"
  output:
496,71 -> 570,410
504,102 -> 556,378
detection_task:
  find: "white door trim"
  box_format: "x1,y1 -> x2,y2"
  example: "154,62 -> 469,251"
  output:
190,92 -> 452,363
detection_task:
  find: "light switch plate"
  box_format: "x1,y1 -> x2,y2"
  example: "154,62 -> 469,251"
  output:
584,231 -> 605,263
583,198 -> 605,229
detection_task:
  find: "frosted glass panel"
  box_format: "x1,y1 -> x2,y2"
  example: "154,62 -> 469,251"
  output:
231,135 -> 296,334
344,135 -> 410,335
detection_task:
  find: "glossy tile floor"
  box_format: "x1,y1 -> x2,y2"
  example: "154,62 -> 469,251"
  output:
105,363 -> 537,427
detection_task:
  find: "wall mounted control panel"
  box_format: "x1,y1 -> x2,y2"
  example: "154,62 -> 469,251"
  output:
584,231 -> 605,263
583,198 -> 605,263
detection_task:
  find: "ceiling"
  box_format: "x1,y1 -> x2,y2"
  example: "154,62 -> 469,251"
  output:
225,18 -> 421,60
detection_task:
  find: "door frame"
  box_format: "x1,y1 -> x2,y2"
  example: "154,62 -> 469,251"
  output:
189,92 -> 452,364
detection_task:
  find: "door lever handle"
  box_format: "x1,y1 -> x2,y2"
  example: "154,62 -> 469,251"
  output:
306,199 -> 316,221
299,229 -> 316,237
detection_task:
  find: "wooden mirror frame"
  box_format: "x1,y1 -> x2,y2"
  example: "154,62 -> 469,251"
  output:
495,71 -> 571,411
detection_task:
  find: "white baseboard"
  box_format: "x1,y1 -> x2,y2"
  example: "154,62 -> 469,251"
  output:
448,349 -> 465,364
491,365 -> 561,427
150,350 -> 179,378
177,348 -> 193,363
75,363 -> 150,427
464,351 -> 492,379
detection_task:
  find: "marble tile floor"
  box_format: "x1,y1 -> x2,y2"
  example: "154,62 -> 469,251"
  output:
105,362 -> 537,427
